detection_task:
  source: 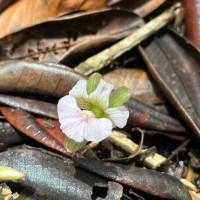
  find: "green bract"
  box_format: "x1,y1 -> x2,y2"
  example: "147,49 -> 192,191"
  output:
109,86 -> 130,108
87,73 -> 102,95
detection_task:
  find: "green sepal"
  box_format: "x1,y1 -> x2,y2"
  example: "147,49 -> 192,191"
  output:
64,137 -> 87,153
86,73 -> 102,95
0,166 -> 25,181
109,86 -> 130,108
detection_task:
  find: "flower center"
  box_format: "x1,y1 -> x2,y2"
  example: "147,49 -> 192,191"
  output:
82,110 -> 95,122
90,105 -> 103,118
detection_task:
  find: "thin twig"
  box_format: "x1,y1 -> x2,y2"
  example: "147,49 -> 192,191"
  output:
103,128 -> 144,162
108,130 -> 166,169
165,139 -> 190,162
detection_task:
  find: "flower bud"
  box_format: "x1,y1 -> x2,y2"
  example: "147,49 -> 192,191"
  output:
109,86 -> 130,108
87,73 -> 102,95
0,166 -> 25,181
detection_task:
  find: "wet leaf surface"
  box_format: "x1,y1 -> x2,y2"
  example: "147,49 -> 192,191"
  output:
0,0 -> 106,39
76,158 -> 192,200
0,107 -> 71,156
0,147 -> 108,200
140,29 -> 200,139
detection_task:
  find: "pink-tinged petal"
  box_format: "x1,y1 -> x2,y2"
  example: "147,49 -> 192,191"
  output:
57,95 -> 81,120
57,94 -> 113,142
106,106 -> 129,128
57,95 -> 86,142
59,113 -> 86,142
63,122 -> 85,142
84,118 -> 112,142
69,79 -> 88,99
89,79 -> 114,109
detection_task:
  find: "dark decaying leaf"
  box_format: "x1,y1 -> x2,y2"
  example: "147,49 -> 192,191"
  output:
0,147 -> 108,200
0,94 -> 58,119
0,60 -> 84,97
0,0 -> 106,39
127,98 -> 186,133
0,121 -> 26,145
0,107 -> 71,157
139,29 -> 200,139
109,0 -> 166,17
0,9 -> 143,63
76,158 -> 192,200
183,0 -> 200,49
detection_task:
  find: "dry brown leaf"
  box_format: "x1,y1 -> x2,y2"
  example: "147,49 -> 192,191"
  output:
103,68 -> 163,103
109,0 -> 166,17
0,0 -> 106,39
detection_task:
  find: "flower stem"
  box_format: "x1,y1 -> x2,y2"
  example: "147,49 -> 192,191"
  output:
64,138 -> 87,153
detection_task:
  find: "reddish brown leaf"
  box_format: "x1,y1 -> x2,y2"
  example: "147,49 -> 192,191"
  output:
35,117 -> 65,147
0,0 -> 106,39
0,107 -> 71,156
139,29 -> 200,139
0,60 -> 84,97
103,68 -> 163,103
183,0 -> 200,49
76,158 -> 192,200
109,0 -> 166,17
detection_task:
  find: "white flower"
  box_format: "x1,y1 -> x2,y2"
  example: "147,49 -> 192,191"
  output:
57,74 -> 130,143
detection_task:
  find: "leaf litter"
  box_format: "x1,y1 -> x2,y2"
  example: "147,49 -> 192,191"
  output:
0,1 -> 199,200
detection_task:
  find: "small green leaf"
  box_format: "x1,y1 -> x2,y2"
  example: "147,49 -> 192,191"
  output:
0,166 -> 25,180
109,86 -> 131,108
87,73 -> 102,95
